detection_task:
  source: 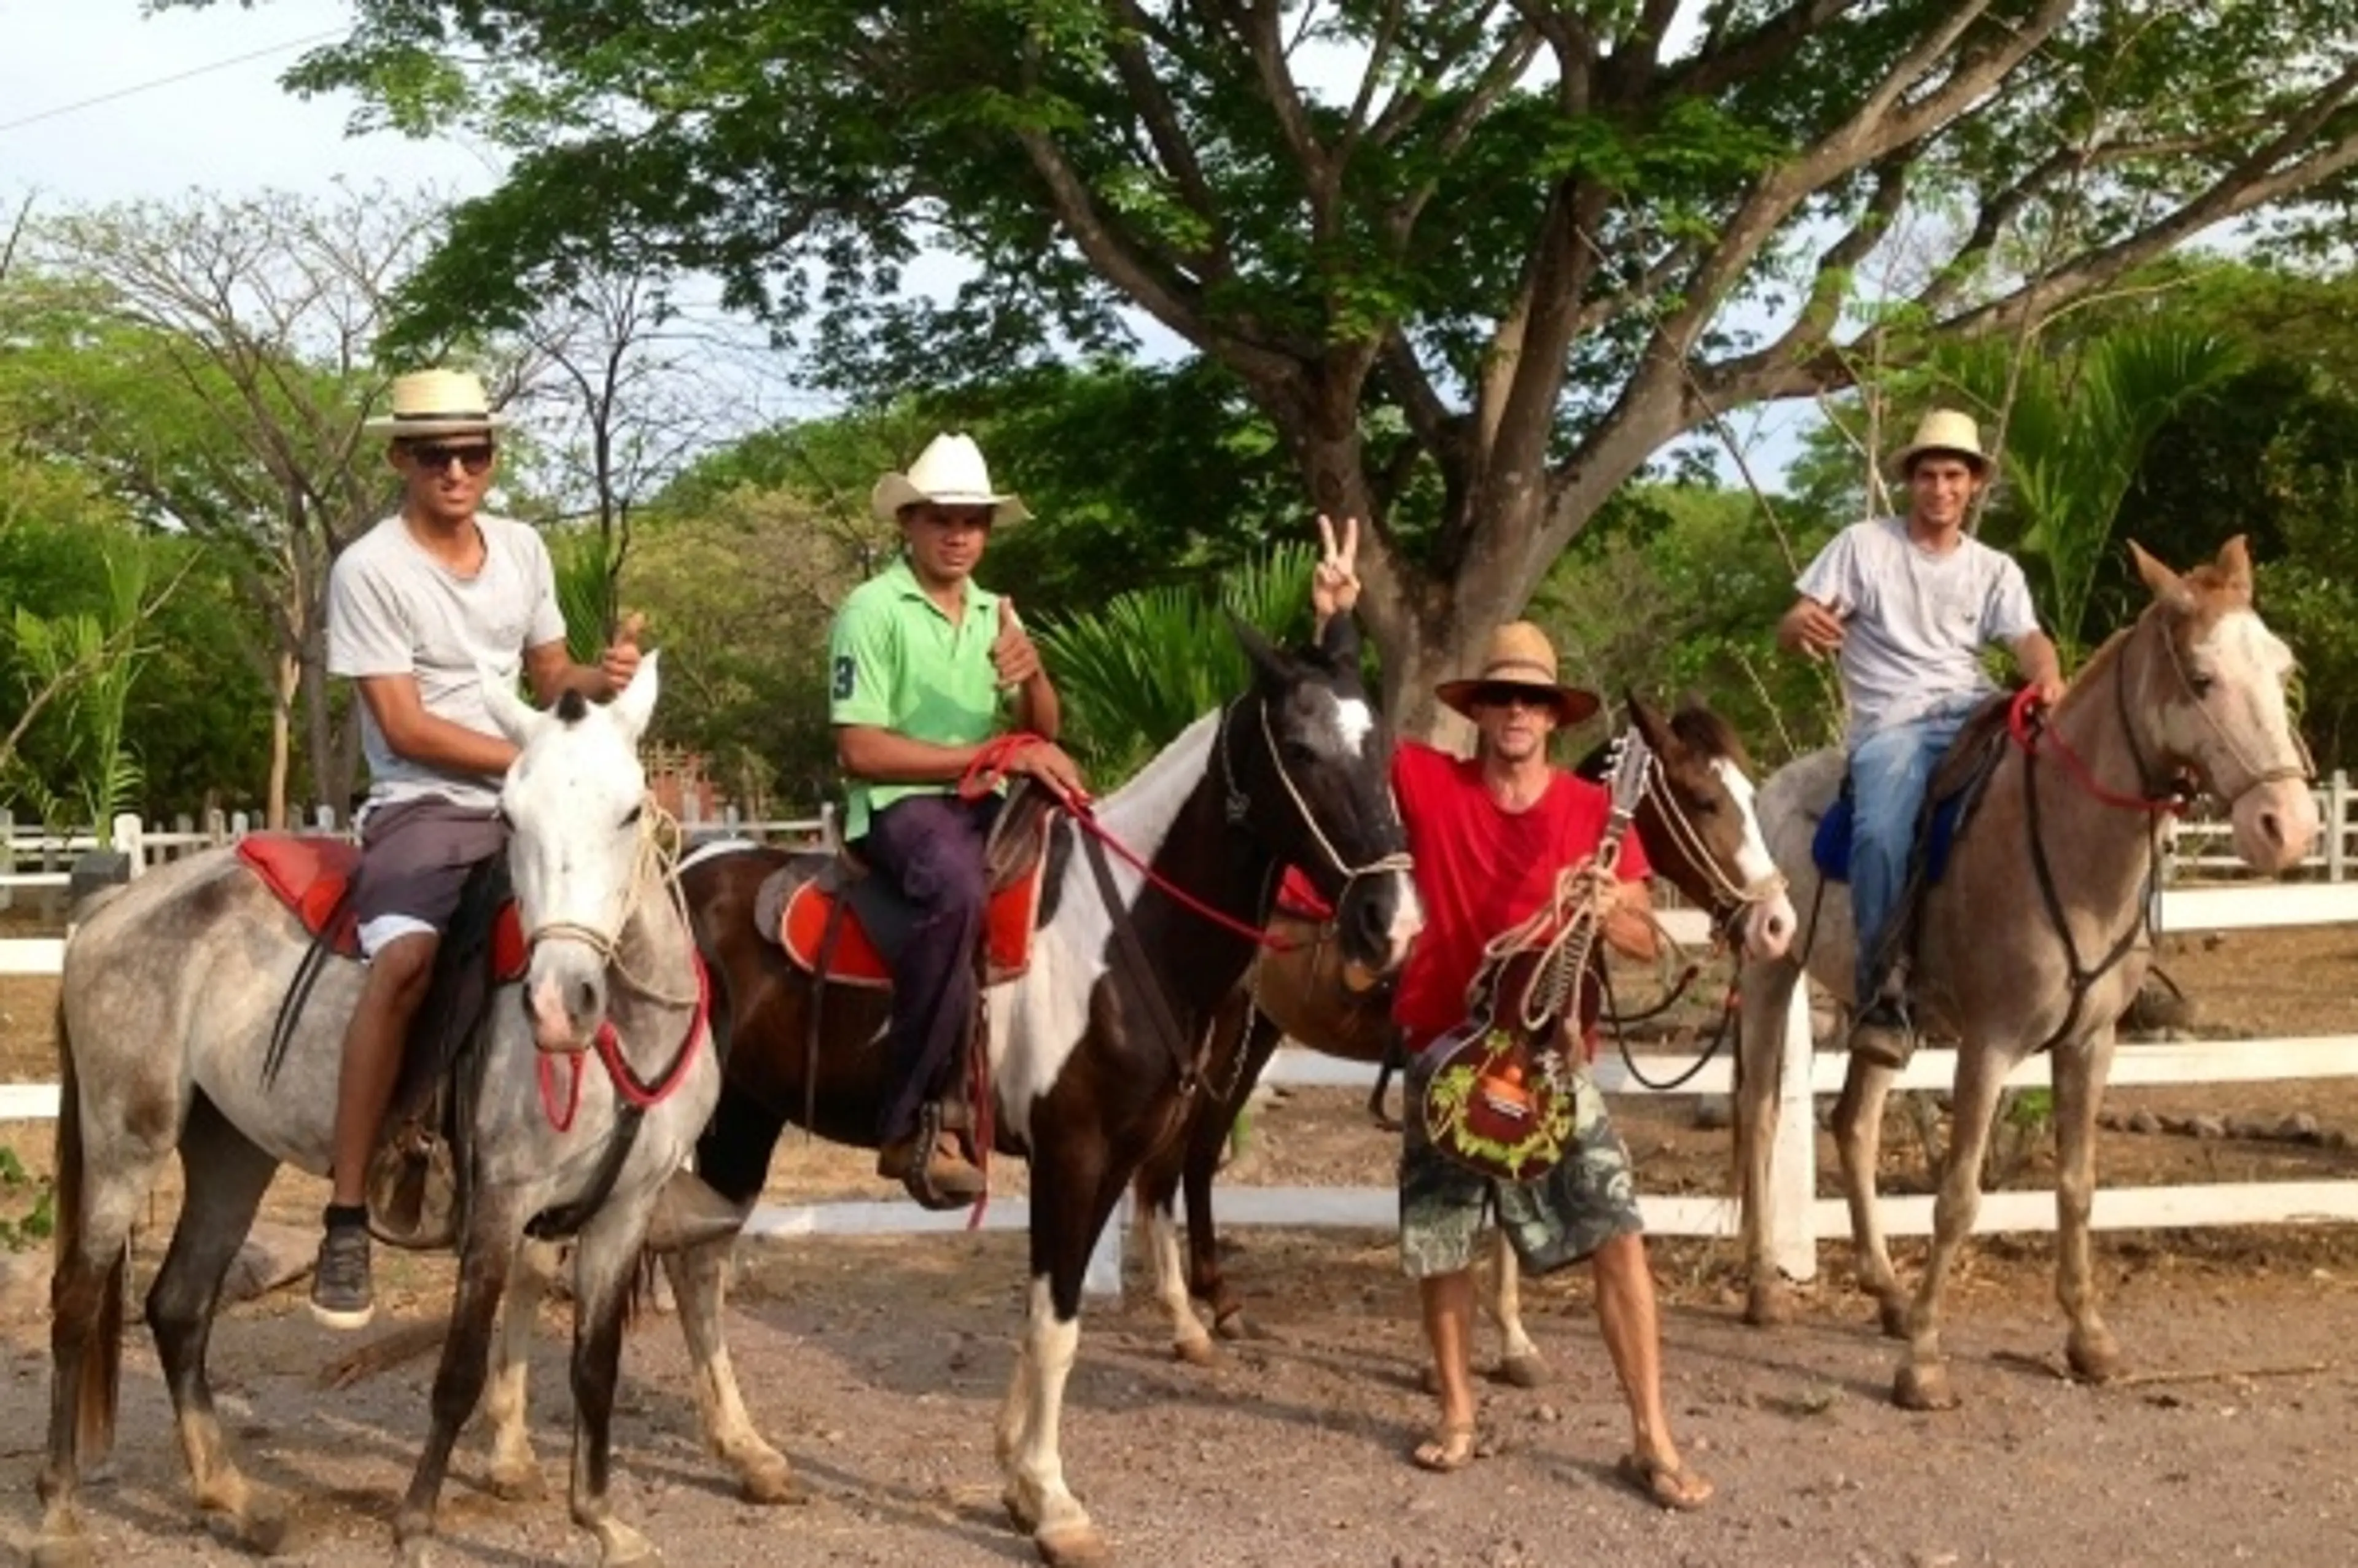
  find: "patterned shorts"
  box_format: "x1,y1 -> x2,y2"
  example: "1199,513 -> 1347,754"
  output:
1398,1048 -> 1643,1279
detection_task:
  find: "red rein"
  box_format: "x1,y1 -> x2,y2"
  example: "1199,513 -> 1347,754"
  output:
2006,686 -> 2182,817
537,952 -> 712,1133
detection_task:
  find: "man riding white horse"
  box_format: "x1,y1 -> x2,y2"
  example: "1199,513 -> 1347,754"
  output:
1776,409 -> 2066,1068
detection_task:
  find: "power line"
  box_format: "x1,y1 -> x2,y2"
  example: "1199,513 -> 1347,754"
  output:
0,28 -> 349,136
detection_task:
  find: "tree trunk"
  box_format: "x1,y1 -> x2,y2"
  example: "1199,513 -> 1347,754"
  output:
267,649 -> 298,831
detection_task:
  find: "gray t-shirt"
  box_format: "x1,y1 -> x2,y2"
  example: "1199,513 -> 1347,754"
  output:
1795,516 -> 2042,739
326,513 -> 569,809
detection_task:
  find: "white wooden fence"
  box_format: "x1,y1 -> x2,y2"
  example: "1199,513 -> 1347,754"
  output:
6,815 -> 2357,1300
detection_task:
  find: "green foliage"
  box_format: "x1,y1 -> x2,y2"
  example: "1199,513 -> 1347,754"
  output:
547,524 -> 618,665
3,544 -> 158,842
0,1144 -> 56,1251
1034,541 -> 1318,780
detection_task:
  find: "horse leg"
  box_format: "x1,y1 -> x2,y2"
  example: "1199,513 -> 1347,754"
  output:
1735,957 -> 1796,1327
1200,1008 -> 1282,1342
998,1146 -> 1119,1568
2053,1027 -> 2123,1383
1893,1044 -> 2009,1411
393,1205 -> 522,1563
661,1234 -> 803,1503
1139,1195 -> 1213,1367
1484,1229 -> 1547,1387
1832,1054 -> 1910,1338
147,1096 -> 286,1554
480,1238 -> 561,1502
35,1050 -> 168,1568
564,1208 -> 660,1567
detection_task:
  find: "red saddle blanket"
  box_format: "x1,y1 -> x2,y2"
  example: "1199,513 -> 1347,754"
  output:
780,870 -> 1044,988
236,834 -> 527,981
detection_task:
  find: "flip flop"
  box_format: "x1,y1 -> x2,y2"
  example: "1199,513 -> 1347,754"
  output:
1411,1422 -> 1481,1473
1616,1451 -> 1714,1511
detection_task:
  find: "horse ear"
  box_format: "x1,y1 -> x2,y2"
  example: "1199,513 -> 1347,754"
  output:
1315,611 -> 1361,672
478,662 -> 547,748
2128,540 -> 2197,613
1228,612 -> 1291,687
609,648 -> 661,745
2215,534 -> 2255,599
1624,688 -> 1673,753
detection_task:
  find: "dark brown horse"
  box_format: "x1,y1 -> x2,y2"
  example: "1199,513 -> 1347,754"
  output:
1129,697 -> 1797,1373
658,618 -> 1416,1567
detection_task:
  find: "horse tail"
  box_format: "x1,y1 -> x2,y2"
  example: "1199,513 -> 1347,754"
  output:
50,996 -> 126,1467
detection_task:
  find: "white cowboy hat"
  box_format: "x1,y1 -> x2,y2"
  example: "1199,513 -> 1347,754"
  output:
1887,408 -> 1992,478
870,432 -> 1032,526
362,368 -> 512,440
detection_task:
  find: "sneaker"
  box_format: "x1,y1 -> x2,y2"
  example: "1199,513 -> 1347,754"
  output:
309,1223 -> 375,1330
1848,998 -> 1915,1070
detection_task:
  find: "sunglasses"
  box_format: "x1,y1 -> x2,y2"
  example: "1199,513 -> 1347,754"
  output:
403,441 -> 496,475
1471,683 -> 1559,713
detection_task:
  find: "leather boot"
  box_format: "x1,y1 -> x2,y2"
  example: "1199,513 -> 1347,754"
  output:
876,1136 -> 987,1211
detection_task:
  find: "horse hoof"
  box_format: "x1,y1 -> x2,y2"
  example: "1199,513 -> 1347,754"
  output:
1743,1283 -> 1793,1328
29,1535 -> 94,1568
597,1524 -> 660,1567
1893,1362 -> 1960,1411
2068,1333 -> 2125,1384
1172,1336 -> 1216,1367
1213,1310 -> 1270,1343
488,1461 -> 547,1502
739,1459 -> 808,1507
1036,1522 -> 1113,1568
240,1497 -> 289,1556
1495,1353 -> 1549,1390
1877,1298 -> 1911,1341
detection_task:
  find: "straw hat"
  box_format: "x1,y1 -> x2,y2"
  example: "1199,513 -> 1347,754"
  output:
1434,622 -> 1601,726
362,369 -> 510,440
1887,408 -> 1991,479
870,432 -> 1032,526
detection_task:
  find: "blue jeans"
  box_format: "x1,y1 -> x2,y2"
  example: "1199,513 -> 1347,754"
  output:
1848,708 -> 1970,1001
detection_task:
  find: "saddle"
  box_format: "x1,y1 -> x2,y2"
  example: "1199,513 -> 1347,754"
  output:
760,783 -> 1060,988
241,834 -> 525,1250
1810,689 -> 2017,980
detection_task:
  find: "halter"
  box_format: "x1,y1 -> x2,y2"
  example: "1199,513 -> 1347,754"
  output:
523,794 -> 702,1011
1631,746 -> 1789,938
1215,691 -> 1414,912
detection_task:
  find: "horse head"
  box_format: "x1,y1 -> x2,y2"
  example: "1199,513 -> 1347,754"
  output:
480,653 -> 664,1050
2125,537 -> 2319,873
1227,614 -> 1422,990
1616,694 -> 1797,961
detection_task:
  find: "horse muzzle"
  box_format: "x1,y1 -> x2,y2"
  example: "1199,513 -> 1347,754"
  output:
1738,886 -> 1799,963
2229,776 -> 2321,876
526,946 -> 610,1052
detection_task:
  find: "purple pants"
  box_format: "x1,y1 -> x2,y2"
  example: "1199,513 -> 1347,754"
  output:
861,792 -> 1000,1146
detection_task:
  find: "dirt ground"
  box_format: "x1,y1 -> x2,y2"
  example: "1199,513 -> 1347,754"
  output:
0,923 -> 2353,1565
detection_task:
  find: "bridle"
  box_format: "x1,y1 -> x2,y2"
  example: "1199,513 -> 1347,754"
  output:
1215,691 -> 1414,921
1632,744 -> 1788,944
522,794 -> 701,1011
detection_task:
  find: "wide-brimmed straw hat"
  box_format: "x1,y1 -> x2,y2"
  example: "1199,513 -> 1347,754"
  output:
870,432 -> 1032,526
1886,408 -> 1991,479
1435,622 -> 1601,726
361,368 -> 511,440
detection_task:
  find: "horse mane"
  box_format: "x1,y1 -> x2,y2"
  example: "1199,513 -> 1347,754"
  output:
1667,699 -> 1751,774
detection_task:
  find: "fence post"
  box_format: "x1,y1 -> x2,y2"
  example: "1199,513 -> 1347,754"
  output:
114,813 -> 147,879
0,809 -> 12,912
2329,772 -> 2349,883
314,803 -> 338,834
1768,979 -> 1819,1282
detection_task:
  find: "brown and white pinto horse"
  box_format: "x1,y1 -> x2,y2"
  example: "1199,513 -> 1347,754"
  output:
1132,697 -> 1798,1373
656,618 -> 1417,1567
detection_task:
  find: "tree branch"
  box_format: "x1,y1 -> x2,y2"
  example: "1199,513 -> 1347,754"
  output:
1667,0 -> 1866,101
1103,0 -> 1228,274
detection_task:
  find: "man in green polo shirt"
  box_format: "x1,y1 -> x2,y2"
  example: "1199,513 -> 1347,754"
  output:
831,432 -> 1087,1205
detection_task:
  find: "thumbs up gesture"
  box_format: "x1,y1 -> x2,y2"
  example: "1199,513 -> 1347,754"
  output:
990,599 -> 1043,688
601,610 -> 646,694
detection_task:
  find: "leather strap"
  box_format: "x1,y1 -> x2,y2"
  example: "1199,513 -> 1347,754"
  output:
1080,829 -> 1200,1091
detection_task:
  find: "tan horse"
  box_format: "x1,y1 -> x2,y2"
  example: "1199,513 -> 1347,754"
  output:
1734,537 -> 2319,1409
1134,697 -> 1800,1378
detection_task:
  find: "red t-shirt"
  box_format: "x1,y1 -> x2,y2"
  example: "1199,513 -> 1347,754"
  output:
1388,740 -> 1649,1046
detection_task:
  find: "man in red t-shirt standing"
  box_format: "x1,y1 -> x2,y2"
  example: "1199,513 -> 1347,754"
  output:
1311,519 -> 1710,1510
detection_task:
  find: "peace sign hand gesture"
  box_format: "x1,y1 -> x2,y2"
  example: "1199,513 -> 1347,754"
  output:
1312,513 -> 1361,623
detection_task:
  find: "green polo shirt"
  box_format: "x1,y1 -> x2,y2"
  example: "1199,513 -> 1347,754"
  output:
827,554 -> 1008,839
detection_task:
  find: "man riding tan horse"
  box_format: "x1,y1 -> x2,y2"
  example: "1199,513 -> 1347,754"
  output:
1739,529 -> 2318,1408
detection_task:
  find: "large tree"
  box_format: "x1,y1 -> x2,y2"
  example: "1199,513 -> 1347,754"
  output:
210,0 -> 2358,726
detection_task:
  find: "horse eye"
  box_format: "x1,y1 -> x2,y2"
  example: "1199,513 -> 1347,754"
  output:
2190,673 -> 2217,699
623,804 -> 644,827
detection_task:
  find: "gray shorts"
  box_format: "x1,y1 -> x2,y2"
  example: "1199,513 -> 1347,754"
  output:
1398,1047 -> 1643,1279
349,796 -> 507,958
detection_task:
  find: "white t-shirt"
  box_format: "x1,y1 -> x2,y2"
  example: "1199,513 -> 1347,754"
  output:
326,513 -> 569,809
1796,517 -> 2042,739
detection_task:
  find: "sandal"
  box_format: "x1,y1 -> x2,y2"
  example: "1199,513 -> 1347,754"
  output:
1411,1422 -> 1481,1473
1616,1450 -> 1714,1511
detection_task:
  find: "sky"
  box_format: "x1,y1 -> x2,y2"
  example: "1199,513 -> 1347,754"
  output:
2,1 -> 1814,488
